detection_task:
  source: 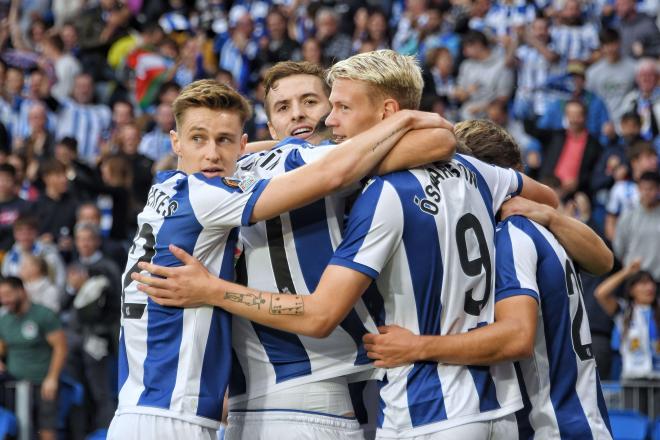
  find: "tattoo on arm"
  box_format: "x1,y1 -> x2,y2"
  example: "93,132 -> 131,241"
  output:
371,126 -> 405,152
269,294 -> 304,315
224,291 -> 266,309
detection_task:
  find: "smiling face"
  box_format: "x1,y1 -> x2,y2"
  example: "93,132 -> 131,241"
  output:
266,74 -> 331,143
170,107 -> 247,178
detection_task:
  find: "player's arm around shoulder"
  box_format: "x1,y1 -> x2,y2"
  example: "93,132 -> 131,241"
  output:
248,110 -> 448,223
500,197 -> 613,275
132,244 -> 372,338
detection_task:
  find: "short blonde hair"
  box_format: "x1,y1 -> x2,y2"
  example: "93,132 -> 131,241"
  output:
172,79 -> 252,129
326,50 -> 423,110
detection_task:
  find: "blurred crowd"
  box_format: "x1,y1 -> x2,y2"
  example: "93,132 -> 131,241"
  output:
0,0 -> 659,437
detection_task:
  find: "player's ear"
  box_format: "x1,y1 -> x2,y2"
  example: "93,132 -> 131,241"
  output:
239,133 -> 248,156
382,98 -> 399,119
267,121 -> 279,141
170,130 -> 182,157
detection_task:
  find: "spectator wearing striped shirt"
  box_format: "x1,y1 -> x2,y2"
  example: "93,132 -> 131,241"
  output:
508,16 -> 561,118
550,0 -> 600,63
0,65 -> 25,146
56,73 -> 112,165
12,69 -> 59,147
215,8 -> 258,94
138,103 -> 174,162
482,0 -> 538,42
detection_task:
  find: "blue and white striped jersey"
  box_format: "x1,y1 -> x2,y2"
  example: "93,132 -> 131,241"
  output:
117,170 -> 269,429
330,154 -> 524,437
229,138 -> 379,404
550,23 -> 599,63
56,98 -> 112,165
495,216 -> 612,440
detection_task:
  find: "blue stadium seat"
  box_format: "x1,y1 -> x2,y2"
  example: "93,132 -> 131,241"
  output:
609,409 -> 649,440
86,428 -> 108,440
0,407 -> 17,440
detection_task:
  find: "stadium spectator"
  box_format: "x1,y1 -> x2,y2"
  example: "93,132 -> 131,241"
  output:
97,154 -> 134,241
0,276 -> 67,440
256,8 -> 300,67
425,47 -> 459,121
14,101 -> 55,161
614,171 -> 660,281
41,34 -> 82,101
456,30 -> 514,120
71,222 -> 121,300
537,61 -> 612,143
215,8 -> 258,93
0,163 -> 31,253
613,0 -> 660,58
315,8 -> 352,66
549,0 -> 600,63
605,141 -> 658,241
55,73 -> 112,165
53,137 -> 101,202
102,99 -> 135,155
62,261 -> 118,435
138,103 -> 174,162
620,59 -> 660,145
526,100 -> 602,197
20,254 -> 61,313
301,37 -> 323,67
31,158 -> 79,246
118,124 -> 154,208
0,65 -> 25,142
75,203 -> 127,269
508,16 -> 560,119
586,28 -> 637,126
595,260 -> 660,414
6,153 -> 39,202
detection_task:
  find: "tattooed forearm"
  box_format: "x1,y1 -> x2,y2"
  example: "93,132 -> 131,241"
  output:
269,294 -> 304,315
224,291 -> 266,309
371,126 -> 405,152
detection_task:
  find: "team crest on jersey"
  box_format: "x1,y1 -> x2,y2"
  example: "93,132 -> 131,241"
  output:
222,177 -> 241,188
630,338 -> 641,351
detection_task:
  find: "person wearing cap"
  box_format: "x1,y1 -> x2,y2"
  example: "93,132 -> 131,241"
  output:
537,60 -> 612,145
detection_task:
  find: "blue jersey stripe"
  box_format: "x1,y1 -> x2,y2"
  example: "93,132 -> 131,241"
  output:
138,300 -> 184,408
406,363 -> 448,426
468,322 -> 501,413
138,179 -> 202,408
514,362 -> 535,440
377,376 -> 388,429
512,218 -> 593,439
197,308 -> 232,419
118,329 -> 129,394
197,228 -> 237,419
251,323 -> 312,383
454,155 -> 495,229
595,374 -> 612,435
385,171 -> 447,426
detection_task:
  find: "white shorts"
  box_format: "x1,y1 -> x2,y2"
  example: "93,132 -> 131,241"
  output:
225,410 -> 364,440
108,413 -> 217,440
375,413 -> 517,440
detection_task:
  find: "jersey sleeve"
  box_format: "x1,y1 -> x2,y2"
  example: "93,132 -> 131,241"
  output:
495,217 -> 540,303
329,178 -> 403,279
456,154 -> 522,214
284,143 -> 338,169
187,174 -> 269,228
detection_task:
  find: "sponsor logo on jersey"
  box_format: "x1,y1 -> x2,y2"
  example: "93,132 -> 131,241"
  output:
238,175 -> 258,192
